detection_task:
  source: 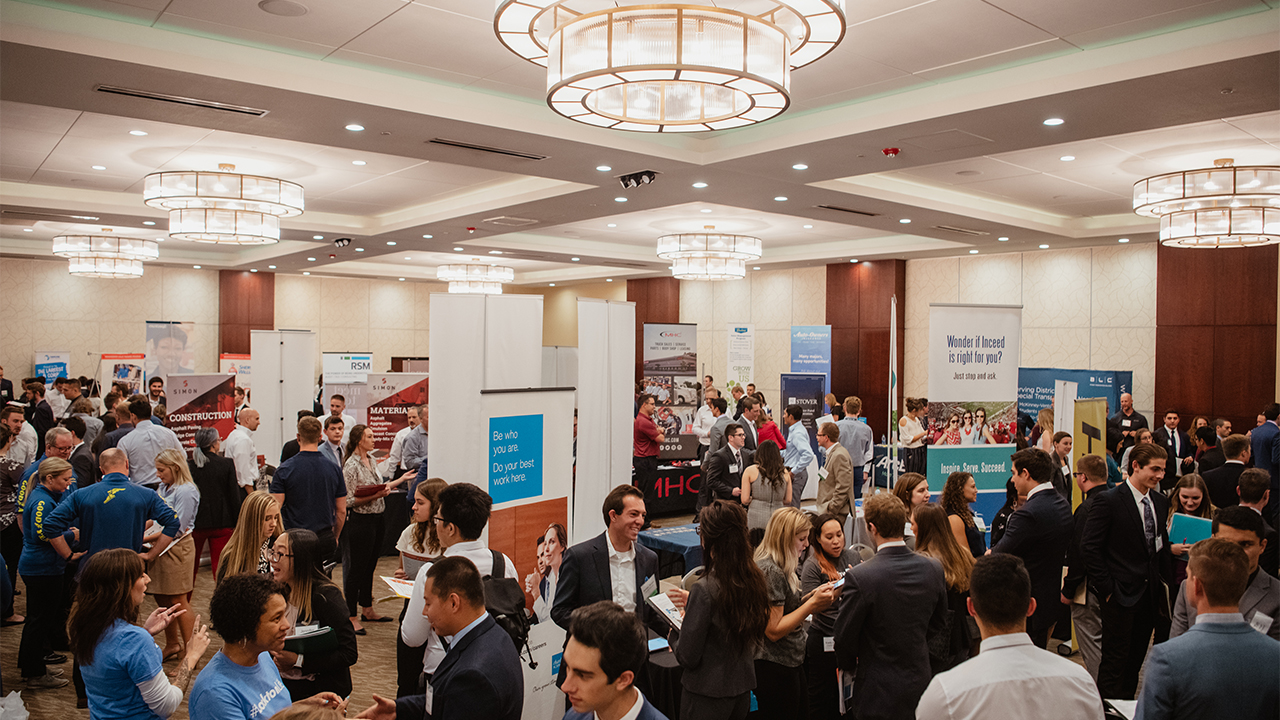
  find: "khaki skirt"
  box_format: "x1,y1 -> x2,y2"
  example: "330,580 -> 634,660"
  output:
147,533 -> 195,595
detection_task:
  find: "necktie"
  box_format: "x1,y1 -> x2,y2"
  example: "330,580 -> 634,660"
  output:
1141,495 -> 1156,550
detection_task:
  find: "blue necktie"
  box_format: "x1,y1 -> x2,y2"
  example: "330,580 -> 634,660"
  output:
1141,495 -> 1156,550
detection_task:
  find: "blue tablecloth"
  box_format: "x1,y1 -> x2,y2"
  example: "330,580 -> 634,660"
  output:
638,523 -> 702,572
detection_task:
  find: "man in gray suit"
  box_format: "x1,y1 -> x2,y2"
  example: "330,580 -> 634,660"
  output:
836,396 -> 874,497
834,493 -> 948,720
1136,538 -> 1279,720
705,398 -> 734,454
816,422 -> 856,527
1171,505 -> 1280,641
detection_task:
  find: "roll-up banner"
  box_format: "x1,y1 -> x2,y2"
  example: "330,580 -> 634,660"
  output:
145,321 -> 197,384
726,324 -> 755,390
925,304 -> 1021,443
781,372 -> 826,489
322,352 -> 373,384
165,374 -> 236,450
790,325 -> 832,393
642,323 -> 699,460
324,373 -> 428,454
98,354 -> 146,397
219,353 -> 251,389
34,351 -> 70,382
1073,398 -> 1109,508
1018,368 -> 1132,419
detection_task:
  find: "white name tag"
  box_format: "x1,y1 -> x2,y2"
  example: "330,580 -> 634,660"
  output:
642,574 -> 658,599
1061,465 -> 1071,476
823,636 -> 836,653
1122,419 -> 1131,427
1250,611 -> 1273,636
729,464 -> 740,474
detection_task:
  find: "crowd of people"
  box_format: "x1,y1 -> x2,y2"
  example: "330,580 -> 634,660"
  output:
1,370 -> 1278,720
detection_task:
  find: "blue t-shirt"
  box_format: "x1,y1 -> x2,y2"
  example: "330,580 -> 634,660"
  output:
80,619 -> 164,719
42,473 -> 179,566
188,651 -> 292,720
18,484 -> 75,577
269,451 -> 345,534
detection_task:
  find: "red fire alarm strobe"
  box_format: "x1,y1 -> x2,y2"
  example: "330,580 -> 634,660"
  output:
883,148 -> 900,158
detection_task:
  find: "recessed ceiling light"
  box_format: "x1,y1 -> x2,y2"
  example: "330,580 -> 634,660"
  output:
997,236 -> 1009,241
1043,118 -> 1064,126
387,241 -> 397,246
423,234 -> 433,239
803,224 -> 813,229
792,164 -> 808,170
250,268 -> 258,272
774,196 -> 788,202
615,197 -> 627,202
899,219 -> 911,224
405,256 -> 412,260
129,130 -> 148,136
399,277 -> 406,281
355,248 -> 364,252
607,223 -> 617,227
969,250 -> 979,254
571,257 -> 580,261
849,259 -> 858,263
1060,155 -> 1075,162
692,182 -> 708,189
549,283 -> 556,287
454,247 -> 464,251
352,160 -> 366,166
307,257 -> 316,261
606,278 -> 613,282
1039,244 -> 1050,249
313,235 -> 324,240
268,265 -> 277,269
22,228 -> 33,232
143,221 -> 156,226
303,271 -> 310,275
700,209 -> 712,213
597,165 -> 612,172
91,165 -> 106,170
752,266 -> 761,270
345,124 -> 365,131
489,250 -> 503,255
1118,238 -> 1130,243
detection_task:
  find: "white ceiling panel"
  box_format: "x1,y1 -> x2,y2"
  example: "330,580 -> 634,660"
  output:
27,168 -> 142,192
915,38 -> 1078,81
338,3 -> 512,79
0,101 -> 80,134
151,18 -> 337,60
0,129 -> 64,169
983,0 -> 1234,38
894,157 -> 1038,185
1049,199 -> 1137,218
962,172 -> 1125,206
388,161 -> 515,187
791,75 -> 932,110
789,49 -> 910,100
35,135 -> 169,178
1045,158 -> 1174,192
1225,110 -> 1280,144
846,0 -> 940,25
0,165 -> 38,183
410,0 -> 492,22
162,0 -> 409,49
846,0 -> 1057,75
63,112 -> 214,145
301,147 -> 427,177
37,0 -> 167,23
991,141 -> 1141,174
316,175 -> 467,206
1062,0 -> 1268,48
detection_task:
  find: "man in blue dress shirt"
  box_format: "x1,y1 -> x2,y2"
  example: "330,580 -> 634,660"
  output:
782,405 -> 816,509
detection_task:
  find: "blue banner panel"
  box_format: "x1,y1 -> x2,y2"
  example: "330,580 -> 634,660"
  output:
780,373 -> 826,460
1017,367 -> 1133,419
488,413 -> 544,505
790,326 -> 832,394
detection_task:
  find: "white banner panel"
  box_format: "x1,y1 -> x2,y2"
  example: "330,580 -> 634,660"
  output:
251,330 -> 317,462
322,352 -> 373,383
726,323 -> 754,389
485,295 -> 544,389
927,304 -> 1022,402
608,302 -> 636,507
429,294 -> 487,488
219,354 -> 251,388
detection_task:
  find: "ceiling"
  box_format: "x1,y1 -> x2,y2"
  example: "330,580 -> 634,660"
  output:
1,0 -> 1278,285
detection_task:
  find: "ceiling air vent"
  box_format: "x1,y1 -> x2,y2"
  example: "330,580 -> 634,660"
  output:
94,85 -> 269,116
600,261 -> 650,269
933,225 -> 989,237
427,138 -> 547,161
815,204 -> 880,217
483,216 -> 538,227
2,210 -> 101,222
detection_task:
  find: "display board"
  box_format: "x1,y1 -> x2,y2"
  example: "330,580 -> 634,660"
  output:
250,330 -> 317,461
219,353 -> 251,389
322,352 -> 373,384
642,323 -> 699,460
926,304 -> 1022,443
926,444 -> 1016,533
576,299 -> 636,544
790,325 -> 832,393
98,353 -> 145,396
145,321 -> 197,384
34,351 -> 70,382
165,374 -> 236,450
326,373 -> 430,453
726,323 -> 755,390
780,372 -> 825,499
1018,367 -> 1132,418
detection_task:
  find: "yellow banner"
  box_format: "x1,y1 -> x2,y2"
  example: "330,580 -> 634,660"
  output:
1072,398 -> 1109,510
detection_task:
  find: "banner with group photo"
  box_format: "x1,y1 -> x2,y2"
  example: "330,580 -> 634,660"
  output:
98,354 -> 146,397
165,374 -> 236,451
642,323 -> 699,460
34,351 -> 70,382
1018,367 -> 1132,419
925,304 -> 1021,444
145,321 -> 198,386
219,353 -> 252,389
726,324 -> 754,390
790,325 -> 832,393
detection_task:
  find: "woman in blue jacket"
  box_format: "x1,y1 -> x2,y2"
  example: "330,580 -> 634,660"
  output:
18,457 -> 78,688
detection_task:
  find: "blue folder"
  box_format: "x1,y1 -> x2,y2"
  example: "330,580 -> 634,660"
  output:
1168,513 -> 1212,546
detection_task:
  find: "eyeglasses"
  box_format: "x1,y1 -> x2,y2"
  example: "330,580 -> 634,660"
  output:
432,516 -> 449,525
268,550 -> 293,561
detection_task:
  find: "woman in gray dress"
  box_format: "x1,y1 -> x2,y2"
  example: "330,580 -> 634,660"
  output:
741,440 -> 792,538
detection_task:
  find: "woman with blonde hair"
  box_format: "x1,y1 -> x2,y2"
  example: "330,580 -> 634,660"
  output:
753,507 -> 838,718
217,491 -> 280,582
912,503 -> 976,672
1035,408 -> 1055,453
144,448 -> 201,662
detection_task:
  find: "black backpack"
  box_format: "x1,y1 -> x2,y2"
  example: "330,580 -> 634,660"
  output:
485,549 -> 536,668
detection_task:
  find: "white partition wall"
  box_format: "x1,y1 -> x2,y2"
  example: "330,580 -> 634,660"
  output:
250,329 -> 317,458
574,298 -> 636,544
430,294 -> 544,488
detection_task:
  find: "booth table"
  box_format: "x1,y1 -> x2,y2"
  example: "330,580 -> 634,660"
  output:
639,635 -> 683,720
635,462 -> 702,517
638,523 -> 702,580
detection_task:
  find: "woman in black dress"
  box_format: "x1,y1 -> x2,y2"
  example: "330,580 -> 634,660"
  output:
941,471 -> 986,559
189,427 -> 244,583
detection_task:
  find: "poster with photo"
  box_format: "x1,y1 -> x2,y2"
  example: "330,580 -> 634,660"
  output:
98,353 -> 146,397
925,304 -> 1021,444
642,323 -> 699,460
145,321 -> 197,386
219,353 -> 252,389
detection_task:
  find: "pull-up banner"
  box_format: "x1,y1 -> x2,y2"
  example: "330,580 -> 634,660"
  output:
726,324 -> 755,389
926,304 -> 1022,443
1018,367 -> 1132,418
790,326 -> 832,393
165,374 -> 236,450
642,323 -> 699,460
34,351 -> 70,382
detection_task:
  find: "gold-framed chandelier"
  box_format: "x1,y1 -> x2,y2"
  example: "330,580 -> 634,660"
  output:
143,164 -> 303,245
494,1 -> 846,132
436,263 -> 516,294
657,226 -> 761,280
53,232 -> 160,278
1132,158 -> 1280,248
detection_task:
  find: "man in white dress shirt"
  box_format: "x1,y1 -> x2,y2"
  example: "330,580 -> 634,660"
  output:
1,405 -> 37,467
116,397 -> 183,489
916,554 -> 1103,720
380,409 -> 418,480
692,388 -> 719,463
327,394 -> 358,447
222,408 -> 260,492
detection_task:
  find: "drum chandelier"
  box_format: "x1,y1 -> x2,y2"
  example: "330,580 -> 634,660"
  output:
657,226 -> 762,280
53,231 -> 159,278
143,164 -> 303,245
1133,158 -> 1280,248
437,263 -> 516,294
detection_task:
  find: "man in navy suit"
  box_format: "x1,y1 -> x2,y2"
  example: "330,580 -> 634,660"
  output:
360,556 -> 523,720
991,448 -> 1074,648
1152,410 -> 1193,487
1135,538 -> 1279,720
1252,403 -> 1280,526
561,601 -> 670,720
1081,443 -> 1173,700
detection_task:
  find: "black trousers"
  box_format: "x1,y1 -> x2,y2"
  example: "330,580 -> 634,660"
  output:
316,528 -> 338,569
805,628 -> 840,720
396,598 -> 427,699
633,455 -> 658,492
17,574 -> 67,677
754,658 -> 808,720
342,512 -> 385,615
0,523 -> 20,617
1098,589 -> 1156,699
680,690 -> 749,720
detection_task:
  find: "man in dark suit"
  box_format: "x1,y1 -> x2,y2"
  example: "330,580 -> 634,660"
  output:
0,366 -> 12,404
698,424 -> 751,512
1238,468 -> 1279,578
1153,410 -> 1194,487
1170,506 -> 1280,641
991,447 -> 1073,648
1060,454 -> 1110,680
61,416 -> 97,488
1253,403 -> 1280,526
561,601 -> 670,720
361,556 -> 523,720
25,382 -> 55,458
736,397 -> 760,451
1193,426 -> 1225,475
834,493 -> 948,720
1203,434 -> 1250,509
1081,442 -> 1173,700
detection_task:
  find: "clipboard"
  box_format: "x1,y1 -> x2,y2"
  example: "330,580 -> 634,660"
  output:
1168,513 -> 1212,546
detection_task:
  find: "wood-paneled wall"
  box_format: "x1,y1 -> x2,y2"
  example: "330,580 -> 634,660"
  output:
219,270 -> 275,355
1155,244 -> 1277,432
826,260 -> 906,440
627,277 -> 680,382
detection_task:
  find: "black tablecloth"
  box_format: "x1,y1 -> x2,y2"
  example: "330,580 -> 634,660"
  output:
635,464 -> 702,517
640,632 -> 683,720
